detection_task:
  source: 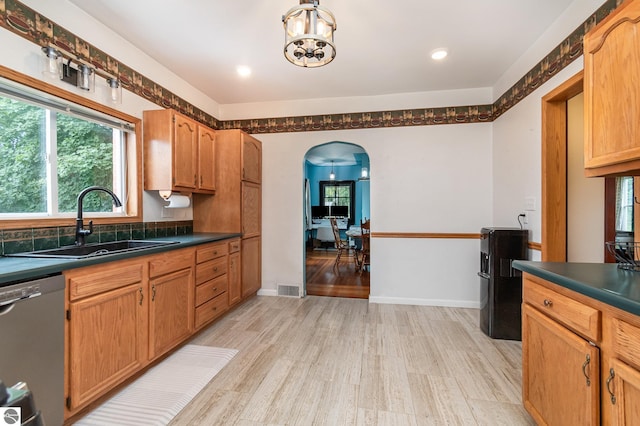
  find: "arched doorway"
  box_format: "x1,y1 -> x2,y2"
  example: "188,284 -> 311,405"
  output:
303,142 -> 370,298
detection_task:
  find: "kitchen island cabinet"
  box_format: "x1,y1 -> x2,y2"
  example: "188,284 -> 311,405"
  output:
584,0 -> 640,177
514,261 -> 640,425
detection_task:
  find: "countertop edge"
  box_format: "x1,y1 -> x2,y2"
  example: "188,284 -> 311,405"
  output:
0,233 -> 242,285
513,260 -> 640,316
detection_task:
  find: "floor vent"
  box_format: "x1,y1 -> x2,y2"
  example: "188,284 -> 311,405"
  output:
277,284 -> 300,297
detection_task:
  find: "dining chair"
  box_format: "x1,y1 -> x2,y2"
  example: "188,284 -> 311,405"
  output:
359,219 -> 371,274
330,217 -> 349,269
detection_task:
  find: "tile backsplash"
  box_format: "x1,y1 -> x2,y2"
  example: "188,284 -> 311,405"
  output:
0,221 -> 193,255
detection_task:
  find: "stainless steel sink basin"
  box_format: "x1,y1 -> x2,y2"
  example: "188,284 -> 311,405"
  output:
6,240 -> 179,259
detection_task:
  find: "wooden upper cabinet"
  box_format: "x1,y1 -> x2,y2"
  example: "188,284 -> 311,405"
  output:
242,133 -> 262,183
198,125 -> 216,193
584,0 -> 640,176
143,109 -> 215,193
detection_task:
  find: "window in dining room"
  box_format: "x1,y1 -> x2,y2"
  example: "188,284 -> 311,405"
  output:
320,180 -> 355,224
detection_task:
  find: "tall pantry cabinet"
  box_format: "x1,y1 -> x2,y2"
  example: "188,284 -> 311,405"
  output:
193,129 -> 262,299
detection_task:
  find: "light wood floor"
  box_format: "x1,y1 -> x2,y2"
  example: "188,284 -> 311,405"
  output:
170,296 -> 534,425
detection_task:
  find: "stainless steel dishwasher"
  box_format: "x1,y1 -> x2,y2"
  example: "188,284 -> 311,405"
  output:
0,274 -> 64,426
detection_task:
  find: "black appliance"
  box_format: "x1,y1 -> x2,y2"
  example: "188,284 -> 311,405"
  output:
478,227 -> 528,340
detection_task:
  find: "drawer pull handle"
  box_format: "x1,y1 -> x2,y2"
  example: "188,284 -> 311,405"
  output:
582,354 -> 591,386
212,306 -> 217,311
214,267 -> 218,272
543,299 -> 553,307
213,288 -> 217,292
139,287 -> 143,306
606,368 -> 616,404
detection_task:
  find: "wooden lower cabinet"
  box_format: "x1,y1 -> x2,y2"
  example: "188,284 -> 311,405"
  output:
148,268 -> 193,360
228,240 -> 241,306
522,303 -> 600,425
65,260 -> 148,414
194,242 -> 230,330
242,236 -> 261,298
522,273 -> 640,425
64,241 -> 242,419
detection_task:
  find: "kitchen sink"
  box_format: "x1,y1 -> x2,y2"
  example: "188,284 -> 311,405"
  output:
6,240 -> 179,259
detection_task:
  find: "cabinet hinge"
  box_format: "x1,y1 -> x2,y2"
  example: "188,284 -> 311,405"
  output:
172,116 -> 176,123
66,396 -> 71,409
66,309 -> 71,320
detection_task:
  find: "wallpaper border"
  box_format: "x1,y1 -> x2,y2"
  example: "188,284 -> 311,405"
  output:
0,0 -> 622,134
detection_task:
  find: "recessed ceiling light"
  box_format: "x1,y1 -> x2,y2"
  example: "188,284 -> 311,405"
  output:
430,48 -> 448,61
236,65 -> 252,77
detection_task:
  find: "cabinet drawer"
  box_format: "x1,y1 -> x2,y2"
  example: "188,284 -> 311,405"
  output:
524,279 -> 601,341
196,242 -> 228,263
149,248 -> 195,278
195,275 -> 228,306
195,256 -> 227,285
68,262 -> 144,301
229,239 -> 240,253
195,293 -> 228,328
611,317 -> 640,370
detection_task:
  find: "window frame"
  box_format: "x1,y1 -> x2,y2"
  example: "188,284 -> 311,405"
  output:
0,65 -> 142,230
319,180 -> 356,225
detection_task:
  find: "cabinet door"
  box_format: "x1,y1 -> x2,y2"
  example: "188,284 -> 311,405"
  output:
584,0 -> 640,173
242,134 -> 261,183
148,268 -> 193,360
242,181 -> 261,238
228,250 -> 241,306
522,304 -> 600,426
173,114 -> 197,189
608,358 -> 640,425
241,236 -> 261,298
198,125 -> 216,193
68,283 -> 147,410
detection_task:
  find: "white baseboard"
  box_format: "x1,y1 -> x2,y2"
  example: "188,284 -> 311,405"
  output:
257,288 -> 278,297
368,295 -> 481,309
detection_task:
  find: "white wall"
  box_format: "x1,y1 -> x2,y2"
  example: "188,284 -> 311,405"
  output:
567,93 -> 604,262
259,124 -> 492,307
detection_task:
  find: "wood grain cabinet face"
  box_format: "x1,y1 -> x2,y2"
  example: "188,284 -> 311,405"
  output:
242,134 -> 262,184
194,242 -> 230,329
228,248 -> 241,306
143,109 -> 216,193
608,358 -> 640,425
242,236 -> 261,298
148,267 -> 193,360
522,303 -> 600,426
198,125 -> 216,192
65,262 -> 147,413
584,0 -> 640,176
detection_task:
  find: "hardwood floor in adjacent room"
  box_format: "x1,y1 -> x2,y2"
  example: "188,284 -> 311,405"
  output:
305,248 -> 370,299
171,296 -> 534,425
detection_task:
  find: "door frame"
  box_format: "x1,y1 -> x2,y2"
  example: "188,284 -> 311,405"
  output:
541,71 -> 583,261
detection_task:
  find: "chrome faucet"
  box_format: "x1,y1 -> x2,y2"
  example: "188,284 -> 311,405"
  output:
75,186 -> 123,246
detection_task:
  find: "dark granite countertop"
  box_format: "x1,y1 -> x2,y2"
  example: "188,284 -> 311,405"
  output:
0,233 -> 241,286
513,261 -> 640,316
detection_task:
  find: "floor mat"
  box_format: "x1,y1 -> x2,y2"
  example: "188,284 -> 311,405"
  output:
73,345 -> 238,426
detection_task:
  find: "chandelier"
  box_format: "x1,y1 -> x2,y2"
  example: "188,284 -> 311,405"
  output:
282,0 -> 336,68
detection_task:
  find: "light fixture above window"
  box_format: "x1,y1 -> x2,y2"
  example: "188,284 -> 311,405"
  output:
106,77 -> 122,104
41,45 -> 122,103
329,160 -> 335,180
283,0 -> 336,68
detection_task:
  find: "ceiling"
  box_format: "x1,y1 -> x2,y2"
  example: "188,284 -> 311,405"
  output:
68,0 -> 576,106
